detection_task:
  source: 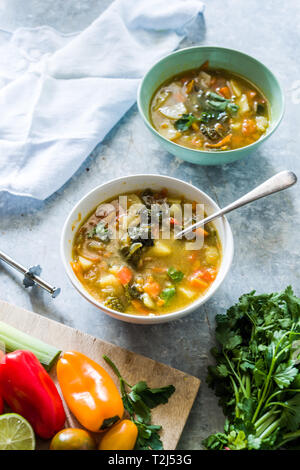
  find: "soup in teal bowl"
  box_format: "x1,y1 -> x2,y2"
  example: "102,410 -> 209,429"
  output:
137,46 -> 284,165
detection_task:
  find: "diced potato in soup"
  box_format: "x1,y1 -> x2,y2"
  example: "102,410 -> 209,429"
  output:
150,61 -> 269,151
72,188 -> 222,316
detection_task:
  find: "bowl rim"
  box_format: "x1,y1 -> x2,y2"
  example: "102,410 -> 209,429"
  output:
60,174 -> 234,324
137,45 -> 285,157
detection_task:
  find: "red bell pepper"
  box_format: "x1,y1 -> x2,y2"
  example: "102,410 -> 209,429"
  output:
0,350 -> 65,439
0,350 -> 3,415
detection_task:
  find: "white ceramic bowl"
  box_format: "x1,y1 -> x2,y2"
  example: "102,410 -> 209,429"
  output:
61,175 -> 234,324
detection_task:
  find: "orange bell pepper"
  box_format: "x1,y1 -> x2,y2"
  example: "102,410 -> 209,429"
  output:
219,86 -> 231,99
70,261 -> 84,281
201,268 -> 217,282
206,134 -> 232,148
194,227 -> 209,237
143,281 -> 161,298
131,299 -> 149,314
99,419 -> 138,450
189,270 -> 209,289
186,79 -> 195,94
242,119 -> 257,136
116,266 -> 132,285
57,351 -> 124,432
190,277 -> 208,289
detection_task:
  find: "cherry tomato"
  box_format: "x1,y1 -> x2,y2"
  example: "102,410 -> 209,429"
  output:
50,428 -> 96,450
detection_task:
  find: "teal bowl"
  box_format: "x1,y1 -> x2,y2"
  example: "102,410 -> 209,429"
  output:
137,46 -> 284,165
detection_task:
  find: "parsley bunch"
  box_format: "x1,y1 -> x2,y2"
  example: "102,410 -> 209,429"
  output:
203,286 -> 300,450
103,355 -> 175,450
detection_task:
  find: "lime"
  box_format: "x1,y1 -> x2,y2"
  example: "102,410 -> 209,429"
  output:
0,413 -> 35,450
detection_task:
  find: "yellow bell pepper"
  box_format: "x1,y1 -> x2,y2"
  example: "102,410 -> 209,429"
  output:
57,351 -> 124,432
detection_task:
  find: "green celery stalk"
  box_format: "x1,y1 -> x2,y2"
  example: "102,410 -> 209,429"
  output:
0,320 -> 61,371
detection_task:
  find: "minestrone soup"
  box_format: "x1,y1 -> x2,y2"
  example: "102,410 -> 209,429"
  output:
71,189 -> 222,316
150,62 -> 269,151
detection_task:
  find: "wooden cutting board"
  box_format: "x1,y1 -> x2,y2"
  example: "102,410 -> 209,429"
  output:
0,300 -> 200,450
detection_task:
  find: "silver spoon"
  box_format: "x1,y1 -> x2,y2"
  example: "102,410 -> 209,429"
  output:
175,170 -> 297,239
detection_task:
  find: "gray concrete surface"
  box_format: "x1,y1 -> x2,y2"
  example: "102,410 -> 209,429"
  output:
0,0 -> 299,449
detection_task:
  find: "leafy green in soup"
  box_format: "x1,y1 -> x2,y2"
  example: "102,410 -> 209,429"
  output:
150,61 -> 269,152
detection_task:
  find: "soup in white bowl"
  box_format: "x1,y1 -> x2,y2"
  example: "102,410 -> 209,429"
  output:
61,175 -> 234,324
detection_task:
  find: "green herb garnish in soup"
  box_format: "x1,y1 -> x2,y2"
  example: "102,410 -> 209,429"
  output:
71,189 -> 222,316
150,61 -> 269,151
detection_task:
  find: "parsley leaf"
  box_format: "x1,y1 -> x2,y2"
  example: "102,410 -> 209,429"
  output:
174,113 -> 197,131
135,423 -> 163,450
281,394 -> 300,431
205,91 -> 239,114
161,287 -> 176,304
131,381 -> 176,408
167,267 -> 184,283
216,364 -> 230,377
274,362 -> 298,389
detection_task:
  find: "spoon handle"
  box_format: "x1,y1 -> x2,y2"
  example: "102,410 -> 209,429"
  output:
176,170 -> 297,239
